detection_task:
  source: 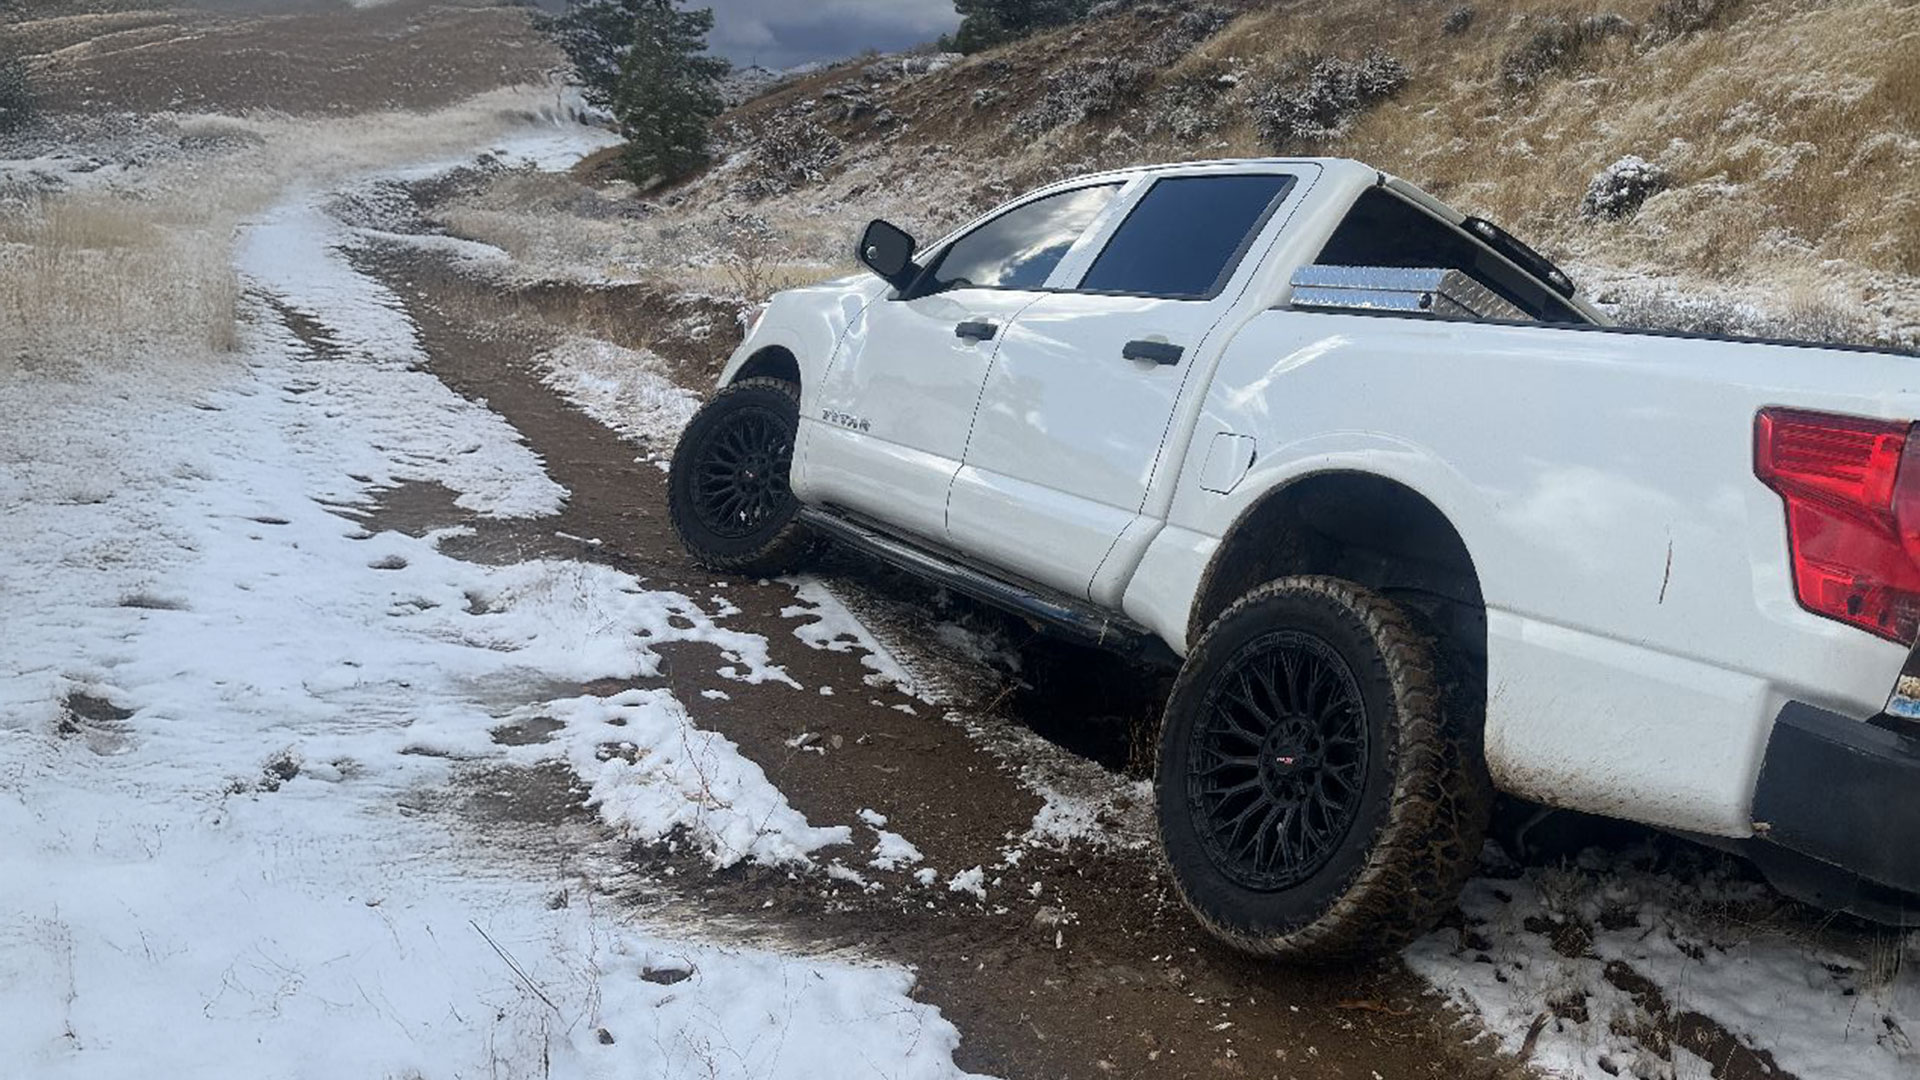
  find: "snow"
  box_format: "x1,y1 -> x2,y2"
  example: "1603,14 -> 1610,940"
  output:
871,830 -> 926,871
946,867 -> 988,901
535,335 -> 704,468
0,118 -> 984,1079
546,691 -> 850,869
1409,846 -> 1920,1080
782,576 -> 926,698
861,809 -> 926,872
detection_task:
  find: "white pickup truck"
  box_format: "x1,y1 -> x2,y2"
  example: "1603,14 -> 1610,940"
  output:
667,157 -> 1920,960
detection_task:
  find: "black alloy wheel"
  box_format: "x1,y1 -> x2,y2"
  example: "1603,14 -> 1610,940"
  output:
1187,630 -> 1370,892
667,377 -> 816,576
688,406 -> 793,539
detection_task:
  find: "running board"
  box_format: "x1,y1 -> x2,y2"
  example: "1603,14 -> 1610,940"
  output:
796,507 -> 1179,666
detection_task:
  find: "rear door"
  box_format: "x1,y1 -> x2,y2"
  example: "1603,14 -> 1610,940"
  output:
801,182 -> 1123,543
946,170 -> 1303,601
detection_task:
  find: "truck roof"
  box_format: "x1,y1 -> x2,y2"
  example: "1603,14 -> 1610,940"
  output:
1031,158 -> 1605,324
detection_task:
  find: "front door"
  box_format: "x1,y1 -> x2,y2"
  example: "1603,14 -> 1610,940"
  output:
799,182 -> 1124,543
947,170 -> 1303,601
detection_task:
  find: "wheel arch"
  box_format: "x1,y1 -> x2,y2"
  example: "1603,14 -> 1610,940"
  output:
1187,470 -> 1486,668
730,344 -> 801,387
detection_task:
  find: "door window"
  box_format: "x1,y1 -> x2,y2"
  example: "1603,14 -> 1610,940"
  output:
925,184 -> 1121,294
1077,174 -> 1295,299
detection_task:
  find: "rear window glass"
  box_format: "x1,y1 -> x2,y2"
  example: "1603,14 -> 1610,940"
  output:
928,184 -> 1121,293
1077,174 -> 1295,299
1312,188 -> 1585,324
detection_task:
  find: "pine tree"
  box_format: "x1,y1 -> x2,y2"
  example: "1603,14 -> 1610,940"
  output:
948,0 -> 1092,54
539,0 -> 727,187
610,1 -> 727,186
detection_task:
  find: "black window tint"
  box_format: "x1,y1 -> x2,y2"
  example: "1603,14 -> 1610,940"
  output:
1313,189 -> 1585,324
929,184 -> 1120,293
1078,174 -> 1295,299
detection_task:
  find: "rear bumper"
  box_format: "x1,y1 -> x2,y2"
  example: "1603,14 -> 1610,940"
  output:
1751,700 -> 1920,909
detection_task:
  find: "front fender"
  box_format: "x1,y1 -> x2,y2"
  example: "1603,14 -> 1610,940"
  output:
716,275 -> 887,409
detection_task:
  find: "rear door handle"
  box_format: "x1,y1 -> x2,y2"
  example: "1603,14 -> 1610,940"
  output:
1123,339 -> 1184,365
955,320 -> 997,342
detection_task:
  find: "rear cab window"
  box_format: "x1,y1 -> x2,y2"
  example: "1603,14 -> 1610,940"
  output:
1311,188 -> 1586,324
1075,174 -> 1297,299
923,184 -> 1121,294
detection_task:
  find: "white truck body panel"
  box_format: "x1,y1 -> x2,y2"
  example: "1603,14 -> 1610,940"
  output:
1145,314 -> 1920,834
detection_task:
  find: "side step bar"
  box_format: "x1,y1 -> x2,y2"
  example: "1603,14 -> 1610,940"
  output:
796,507 -> 1179,667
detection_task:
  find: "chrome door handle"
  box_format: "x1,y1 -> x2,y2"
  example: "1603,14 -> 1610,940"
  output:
955,320 -> 997,341
1123,340 -> 1183,365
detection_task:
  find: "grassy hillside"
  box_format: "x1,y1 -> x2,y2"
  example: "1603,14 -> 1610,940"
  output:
582,0 -> 1918,346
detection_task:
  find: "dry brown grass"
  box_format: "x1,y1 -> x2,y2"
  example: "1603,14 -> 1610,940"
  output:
0,195 -> 241,375
0,85 -> 605,378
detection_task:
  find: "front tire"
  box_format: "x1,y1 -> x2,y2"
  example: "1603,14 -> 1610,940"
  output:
1155,576 -> 1489,962
668,377 -> 815,576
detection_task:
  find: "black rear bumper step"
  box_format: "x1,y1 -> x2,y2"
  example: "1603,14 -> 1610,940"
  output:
797,506 -> 1179,666
1750,700 -> 1920,922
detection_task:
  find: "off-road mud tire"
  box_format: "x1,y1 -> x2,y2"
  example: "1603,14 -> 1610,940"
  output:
668,377 -> 815,576
1155,575 -> 1490,962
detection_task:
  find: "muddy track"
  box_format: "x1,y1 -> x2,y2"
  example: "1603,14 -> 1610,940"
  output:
344,243 -> 1539,1080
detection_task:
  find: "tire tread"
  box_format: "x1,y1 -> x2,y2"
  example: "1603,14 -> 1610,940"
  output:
1161,575 -> 1491,962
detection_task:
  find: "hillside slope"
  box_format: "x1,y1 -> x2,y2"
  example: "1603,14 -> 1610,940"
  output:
585,0 -> 1920,346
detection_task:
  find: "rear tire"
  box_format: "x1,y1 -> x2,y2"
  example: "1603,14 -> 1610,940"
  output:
668,377 -> 815,576
1155,575 -> 1489,962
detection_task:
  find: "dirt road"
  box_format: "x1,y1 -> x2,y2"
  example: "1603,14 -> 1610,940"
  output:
337,234 -> 1537,1080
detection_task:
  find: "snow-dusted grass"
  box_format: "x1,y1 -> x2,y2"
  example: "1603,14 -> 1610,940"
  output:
0,108 -> 985,1079
0,85 -> 613,376
1411,846 -> 1920,1080
433,164 -> 844,296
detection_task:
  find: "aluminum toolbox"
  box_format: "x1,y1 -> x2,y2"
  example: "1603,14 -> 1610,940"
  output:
1288,265 -> 1529,323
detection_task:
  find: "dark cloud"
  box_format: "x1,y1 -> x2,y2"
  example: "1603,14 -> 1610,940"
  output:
522,0 -> 958,71
704,0 -> 962,69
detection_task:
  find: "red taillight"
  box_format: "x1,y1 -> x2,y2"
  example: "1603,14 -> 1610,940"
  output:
1755,407 -> 1920,643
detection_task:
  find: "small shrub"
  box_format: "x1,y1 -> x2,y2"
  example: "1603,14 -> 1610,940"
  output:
1249,49 -> 1410,150
1139,1 -> 1235,67
1011,57 -> 1150,135
1146,63 -> 1235,141
734,117 -> 843,200
1649,0 -> 1744,40
0,49 -> 31,135
1442,6 -> 1476,35
1499,14 -> 1633,91
1579,154 -> 1670,219
704,211 -> 781,300
1608,289 -> 1890,350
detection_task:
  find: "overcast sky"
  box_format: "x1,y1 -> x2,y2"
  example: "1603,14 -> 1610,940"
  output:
703,0 -> 961,69
528,0 -> 962,70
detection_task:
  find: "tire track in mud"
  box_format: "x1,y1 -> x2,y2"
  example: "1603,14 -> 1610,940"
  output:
347,242 -> 1536,1080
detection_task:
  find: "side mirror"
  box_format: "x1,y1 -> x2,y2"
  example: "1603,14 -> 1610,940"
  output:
857,219 -> 920,291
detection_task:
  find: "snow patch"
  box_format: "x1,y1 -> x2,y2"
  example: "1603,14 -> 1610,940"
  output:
1409,846 -> 1920,1080
547,692 -> 850,869
781,576 -> 926,699
534,336 -> 704,468
947,867 -> 988,900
